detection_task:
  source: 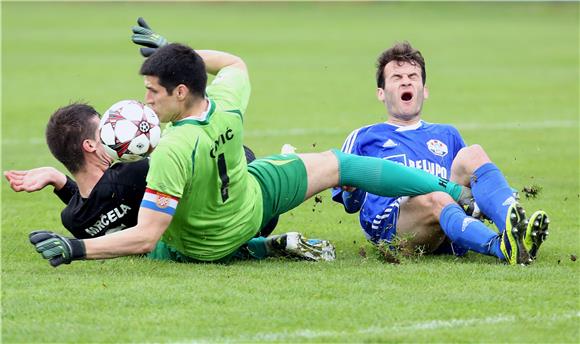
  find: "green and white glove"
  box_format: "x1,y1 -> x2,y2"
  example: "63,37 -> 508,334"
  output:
29,230 -> 85,267
131,17 -> 169,57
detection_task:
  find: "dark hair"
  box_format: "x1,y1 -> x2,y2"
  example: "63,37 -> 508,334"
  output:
46,103 -> 99,174
376,41 -> 426,88
139,43 -> 207,98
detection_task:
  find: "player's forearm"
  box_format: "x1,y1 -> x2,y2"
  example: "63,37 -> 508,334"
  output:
83,208 -> 171,259
50,168 -> 68,190
196,50 -> 247,75
29,210 -> 170,267
82,225 -> 158,259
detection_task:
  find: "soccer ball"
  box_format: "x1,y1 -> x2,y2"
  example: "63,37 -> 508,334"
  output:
100,100 -> 161,161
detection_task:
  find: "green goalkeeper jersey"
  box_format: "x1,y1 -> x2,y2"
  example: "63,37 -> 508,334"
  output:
144,67 -> 263,261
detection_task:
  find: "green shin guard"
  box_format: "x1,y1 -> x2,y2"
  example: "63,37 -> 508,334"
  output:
332,149 -> 464,201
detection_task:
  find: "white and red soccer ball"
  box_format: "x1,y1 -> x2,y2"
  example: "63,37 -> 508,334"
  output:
99,100 -> 161,161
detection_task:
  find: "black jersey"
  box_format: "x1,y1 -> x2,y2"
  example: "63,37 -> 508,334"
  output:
55,160 -> 149,239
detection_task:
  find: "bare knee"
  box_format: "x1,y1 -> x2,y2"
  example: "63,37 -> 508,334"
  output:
298,150 -> 339,199
417,191 -> 455,220
451,144 -> 491,185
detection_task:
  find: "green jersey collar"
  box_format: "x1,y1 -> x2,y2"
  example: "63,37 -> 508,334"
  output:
173,99 -> 216,126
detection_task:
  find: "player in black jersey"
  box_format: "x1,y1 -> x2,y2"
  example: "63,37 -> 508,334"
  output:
6,160 -> 148,239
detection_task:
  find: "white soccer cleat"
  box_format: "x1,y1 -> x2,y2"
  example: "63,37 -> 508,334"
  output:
273,232 -> 336,261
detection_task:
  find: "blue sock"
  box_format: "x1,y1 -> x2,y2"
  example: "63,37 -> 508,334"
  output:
439,204 -> 504,259
471,163 -> 515,232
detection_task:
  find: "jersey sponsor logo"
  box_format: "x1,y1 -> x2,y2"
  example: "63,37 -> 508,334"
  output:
427,139 -> 448,157
209,128 -> 234,158
382,139 -> 398,148
106,224 -> 127,235
84,204 -> 132,236
141,188 -> 179,215
408,159 -> 449,179
385,154 -> 448,179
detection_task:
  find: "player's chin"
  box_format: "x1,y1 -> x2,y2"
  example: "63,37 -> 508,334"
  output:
398,100 -> 418,113
395,106 -> 421,121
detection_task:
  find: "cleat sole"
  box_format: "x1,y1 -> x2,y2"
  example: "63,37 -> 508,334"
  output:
501,204 -> 531,265
525,211 -> 550,260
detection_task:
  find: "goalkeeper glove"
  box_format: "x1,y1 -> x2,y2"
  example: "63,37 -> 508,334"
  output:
131,17 -> 168,57
29,230 -> 85,267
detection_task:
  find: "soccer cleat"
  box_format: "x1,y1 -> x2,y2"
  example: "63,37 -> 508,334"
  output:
459,197 -> 490,222
500,203 -> 532,265
524,210 -> 550,260
271,232 -> 336,261
459,189 -> 520,224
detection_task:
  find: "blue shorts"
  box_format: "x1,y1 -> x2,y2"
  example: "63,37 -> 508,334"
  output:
362,197 -> 403,244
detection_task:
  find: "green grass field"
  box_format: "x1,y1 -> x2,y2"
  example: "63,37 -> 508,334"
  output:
2,2 -> 579,343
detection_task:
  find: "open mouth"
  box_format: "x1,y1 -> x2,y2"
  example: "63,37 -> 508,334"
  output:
401,92 -> 413,102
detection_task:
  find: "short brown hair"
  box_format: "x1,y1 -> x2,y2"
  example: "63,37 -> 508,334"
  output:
376,41 -> 426,88
140,43 -> 207,98
46,103 -> 99,173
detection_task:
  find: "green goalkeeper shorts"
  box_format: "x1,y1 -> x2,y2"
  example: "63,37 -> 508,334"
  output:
248,153 -> 308,230
147,240 -> 240,263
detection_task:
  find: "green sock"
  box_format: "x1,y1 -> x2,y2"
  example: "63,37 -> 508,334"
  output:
332,149 -> 466,201
246,237 -> 269,259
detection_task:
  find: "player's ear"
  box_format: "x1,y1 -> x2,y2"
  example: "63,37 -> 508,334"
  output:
423,85 -> 429,100
82,139 -> 97,153
377,88 -> 385,102
176,84 -> 188,100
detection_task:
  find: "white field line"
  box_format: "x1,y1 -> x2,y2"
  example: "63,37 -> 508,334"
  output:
2,120 -> 577,146
187,311 -> 580,343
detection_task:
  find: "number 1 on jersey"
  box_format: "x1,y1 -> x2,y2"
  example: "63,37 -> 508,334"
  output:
217,153 -> 230,202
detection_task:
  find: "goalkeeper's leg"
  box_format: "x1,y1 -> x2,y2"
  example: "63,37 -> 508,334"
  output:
299,150 -> 470,203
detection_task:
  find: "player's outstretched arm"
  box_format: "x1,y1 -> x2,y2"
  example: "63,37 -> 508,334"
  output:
4,167 -> 67,193
196,50 -> 247,75
130,17 -> 246,74
82,208 -> 171,259
29,207 -> 172,267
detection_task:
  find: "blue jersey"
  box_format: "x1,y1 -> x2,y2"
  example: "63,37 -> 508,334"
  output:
332,120 -> 466,241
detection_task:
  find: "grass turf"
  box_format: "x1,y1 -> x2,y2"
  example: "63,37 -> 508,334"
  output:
2,2 -> 579,343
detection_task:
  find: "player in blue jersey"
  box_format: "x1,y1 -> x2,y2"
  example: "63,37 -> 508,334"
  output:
332,42 -> 549,265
